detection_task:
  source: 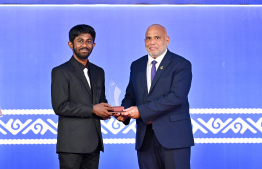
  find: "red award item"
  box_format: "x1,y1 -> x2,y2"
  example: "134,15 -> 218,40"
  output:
110,106 -> 124,114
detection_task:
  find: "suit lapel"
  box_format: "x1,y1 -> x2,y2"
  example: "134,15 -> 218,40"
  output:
140,56 -> 148,96
149,51 -> 173,93
69,57 -> 92,97
89,63 -> 96,104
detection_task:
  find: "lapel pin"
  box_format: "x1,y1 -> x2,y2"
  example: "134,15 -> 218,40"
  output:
160,66 -> 163,69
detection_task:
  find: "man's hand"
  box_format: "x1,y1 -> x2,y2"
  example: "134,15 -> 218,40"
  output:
113,113 -> 129,122
93,103 -> 113,119
121,106 -> 140,119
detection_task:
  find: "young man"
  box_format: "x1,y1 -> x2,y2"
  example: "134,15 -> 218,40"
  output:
51,24 -> 113,169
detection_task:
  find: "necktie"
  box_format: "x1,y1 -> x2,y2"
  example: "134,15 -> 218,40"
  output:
147,60 -> 157,125
151,60 -> 157,82
83,68 -> 91,89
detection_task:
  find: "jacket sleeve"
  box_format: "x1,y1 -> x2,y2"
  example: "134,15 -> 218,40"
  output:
121,63 -> 136,125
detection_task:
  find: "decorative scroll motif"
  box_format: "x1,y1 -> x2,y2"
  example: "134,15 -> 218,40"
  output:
0,118 -> 56,135
21,119 -> 57,135
195,118 -> 231,134
247,118 -> 262,132
194,117 -> 259,134
101,118 -> 136,134
101,119 -> 127,134
222,118 -> 257,134
0,119 -> 31,135
190,109 -> 262,136
0,109 -> 262,144
0,117 -> 136,136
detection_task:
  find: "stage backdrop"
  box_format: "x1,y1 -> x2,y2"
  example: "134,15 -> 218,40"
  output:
0,5 -> 262,169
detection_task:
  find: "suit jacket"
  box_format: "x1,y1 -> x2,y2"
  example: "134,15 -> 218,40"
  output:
122,50 -> 194,150
51,56 -> 107,153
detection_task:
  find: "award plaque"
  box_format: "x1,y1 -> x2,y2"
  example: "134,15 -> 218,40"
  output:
110,106 -> 124,114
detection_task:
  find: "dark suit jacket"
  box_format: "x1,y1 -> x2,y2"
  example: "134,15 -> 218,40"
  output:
51,56 -> 107,153
122,50 -> 194,150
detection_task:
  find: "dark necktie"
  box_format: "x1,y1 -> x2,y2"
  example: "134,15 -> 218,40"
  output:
151,60 -> 157,82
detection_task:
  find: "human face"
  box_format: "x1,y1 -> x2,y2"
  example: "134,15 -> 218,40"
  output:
144,25 -> 170,58
68,33 -> 96,60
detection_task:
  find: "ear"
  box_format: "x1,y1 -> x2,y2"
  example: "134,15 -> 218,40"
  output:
166,36 -> 170,46
92,43 -> 96,48
68,41 -> 73,49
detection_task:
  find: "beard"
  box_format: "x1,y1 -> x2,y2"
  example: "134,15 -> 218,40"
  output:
148,51 -> 160,58
73,45 -> 93,60
146,45 -> 166,58
146,47 -> 161,58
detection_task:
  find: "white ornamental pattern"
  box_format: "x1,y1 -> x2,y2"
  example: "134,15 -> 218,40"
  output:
0,118 -> 57,135
193,117 -> 259,134
0,109 -> 262,144
0,118 -> 136,135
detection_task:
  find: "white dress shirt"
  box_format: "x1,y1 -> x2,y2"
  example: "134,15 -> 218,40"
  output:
146,49 -> 167,93
83,68 -> 91,89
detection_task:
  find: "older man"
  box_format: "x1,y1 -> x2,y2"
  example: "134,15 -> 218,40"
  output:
118,24 -> 194,169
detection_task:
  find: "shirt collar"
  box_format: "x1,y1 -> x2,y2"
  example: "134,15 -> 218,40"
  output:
72,56 -> 89,70
147,49 -> 167,66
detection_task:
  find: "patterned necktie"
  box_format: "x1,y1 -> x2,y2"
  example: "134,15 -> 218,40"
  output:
151,60 -> 157,82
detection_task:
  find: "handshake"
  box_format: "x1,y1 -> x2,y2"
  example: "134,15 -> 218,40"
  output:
93,103 -> 140,121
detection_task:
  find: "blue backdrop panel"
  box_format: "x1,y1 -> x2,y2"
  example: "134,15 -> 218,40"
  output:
0,5 -> 262,169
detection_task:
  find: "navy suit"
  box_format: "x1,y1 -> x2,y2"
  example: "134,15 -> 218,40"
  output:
122,50 -> 194,168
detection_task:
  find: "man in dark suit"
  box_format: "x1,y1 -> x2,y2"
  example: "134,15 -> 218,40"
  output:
51,24 -> 113,169
117,24 -> 194,169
